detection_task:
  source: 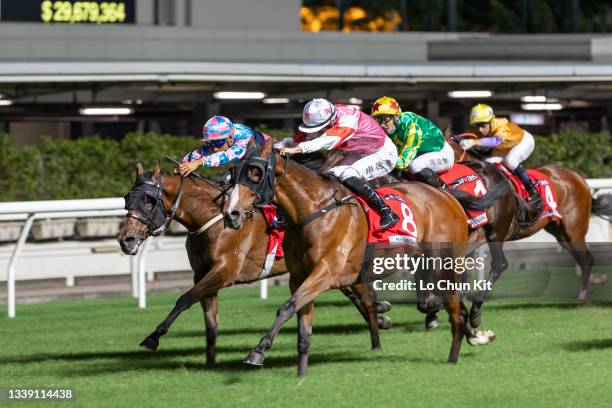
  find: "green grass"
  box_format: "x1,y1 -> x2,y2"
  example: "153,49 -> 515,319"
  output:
2,287 -> 612,408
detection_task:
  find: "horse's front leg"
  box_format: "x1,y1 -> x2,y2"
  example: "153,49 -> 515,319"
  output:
201,295 -> 219,367
297,302 -> 314,377
349,283 -> 383,349
341,285 -> 392,331
244,267 -> 334,371
470,240 -> 507,328
140,267 -> 226,351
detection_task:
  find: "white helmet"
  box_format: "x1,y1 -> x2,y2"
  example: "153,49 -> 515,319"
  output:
298,98 -> 337,133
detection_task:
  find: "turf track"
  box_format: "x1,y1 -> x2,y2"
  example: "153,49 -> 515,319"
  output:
2,285 -> 612,407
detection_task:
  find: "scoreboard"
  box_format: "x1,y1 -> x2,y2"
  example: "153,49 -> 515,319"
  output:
0,0 -> 136,24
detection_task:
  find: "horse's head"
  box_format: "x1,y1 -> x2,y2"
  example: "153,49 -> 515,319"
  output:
118,163 -> 167,255
223,141 -> 278,229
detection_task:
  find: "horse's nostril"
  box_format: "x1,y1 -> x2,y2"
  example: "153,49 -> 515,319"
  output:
231,211 -> 240,219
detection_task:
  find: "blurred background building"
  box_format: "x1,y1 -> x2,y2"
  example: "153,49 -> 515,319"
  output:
0,0 -> 612,144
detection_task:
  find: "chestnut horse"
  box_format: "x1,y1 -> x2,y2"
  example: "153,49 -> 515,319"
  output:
442,129 -> 612,326
223,142 -> 490,377
117,163 -> 391,366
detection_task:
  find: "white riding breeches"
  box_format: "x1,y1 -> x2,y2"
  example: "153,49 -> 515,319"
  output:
407,141 -> 455,174
328,137 -> 398,181
484,130 -> 534,170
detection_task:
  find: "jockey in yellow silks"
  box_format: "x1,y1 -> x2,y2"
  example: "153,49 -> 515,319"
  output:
462,103 -> 540,204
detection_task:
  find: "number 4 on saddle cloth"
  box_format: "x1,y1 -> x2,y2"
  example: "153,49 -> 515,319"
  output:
439,163 -> 489,229
493,163 -> 562,220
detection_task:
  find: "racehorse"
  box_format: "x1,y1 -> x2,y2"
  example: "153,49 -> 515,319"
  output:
117,163 -> 391,366
223,142 -> 492,377
443,129 -> 612,326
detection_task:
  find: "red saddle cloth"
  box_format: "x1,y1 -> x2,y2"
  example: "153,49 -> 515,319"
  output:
439,163 -> 489,229
354,187 -> 419,249
261,205 -> 285,259
494,163 -> 562,220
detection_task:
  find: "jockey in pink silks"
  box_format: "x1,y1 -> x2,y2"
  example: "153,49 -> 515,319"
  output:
278,98 -> 400,230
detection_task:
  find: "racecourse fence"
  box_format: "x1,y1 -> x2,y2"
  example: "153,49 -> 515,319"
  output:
1,179 -> 611,318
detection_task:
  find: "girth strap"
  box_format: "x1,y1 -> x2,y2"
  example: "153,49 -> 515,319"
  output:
289,194 -> 355,231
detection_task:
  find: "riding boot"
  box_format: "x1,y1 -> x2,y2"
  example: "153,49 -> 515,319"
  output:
414,168 -> 447,189
342,176 -> 400,230
513,165 -> 542,209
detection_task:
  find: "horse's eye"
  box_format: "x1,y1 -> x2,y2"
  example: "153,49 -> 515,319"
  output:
143,196 -> 154,210
247,166 -> 262,183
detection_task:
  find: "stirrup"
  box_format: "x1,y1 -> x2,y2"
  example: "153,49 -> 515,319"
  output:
379,211 -> 400,230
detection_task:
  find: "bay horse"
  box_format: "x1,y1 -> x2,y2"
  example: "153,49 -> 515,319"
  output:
223,142 -> 490,377
117,163 -> 391,366
442,129 -> 612,326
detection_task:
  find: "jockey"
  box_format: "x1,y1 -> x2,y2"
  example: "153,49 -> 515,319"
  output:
371,96 -> 454,188
278,98 -> 400,230
462,103 -> 540,204
178,115 -> 264,177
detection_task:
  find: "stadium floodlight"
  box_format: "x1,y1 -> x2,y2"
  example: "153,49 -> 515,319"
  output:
521,95 -> 547,103
213,91 -> 266,100
79,107 -> 134,115
348,97 -> 363,104
510,113 -> 545,125
521,103 -> 563,111
0,99 -> 13,106
447,90 -> 492,98
262,97 -> 290,104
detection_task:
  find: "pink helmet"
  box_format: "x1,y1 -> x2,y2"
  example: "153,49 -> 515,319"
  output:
201,115 -> 235,142
298,98 -> 336,133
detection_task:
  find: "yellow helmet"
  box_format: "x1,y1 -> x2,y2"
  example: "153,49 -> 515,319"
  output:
469,103 -> 494,125
372,96 -> 402,117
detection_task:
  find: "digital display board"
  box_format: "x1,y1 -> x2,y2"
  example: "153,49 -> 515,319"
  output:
0,0 -> 136,24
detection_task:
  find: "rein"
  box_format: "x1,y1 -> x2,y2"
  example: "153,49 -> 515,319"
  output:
165,156 -> 228,197
451,133 -> 483,162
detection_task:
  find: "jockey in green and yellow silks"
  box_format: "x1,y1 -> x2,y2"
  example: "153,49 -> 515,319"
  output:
371,96 -> 454,188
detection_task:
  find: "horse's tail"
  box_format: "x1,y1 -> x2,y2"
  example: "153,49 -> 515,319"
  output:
446,181 -> 509,211
592,194 -> 612,220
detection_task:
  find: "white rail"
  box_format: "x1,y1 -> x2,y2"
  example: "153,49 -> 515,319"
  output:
0,198 -> 132,318
3,178 -> 611,317
0,197 -> 268,318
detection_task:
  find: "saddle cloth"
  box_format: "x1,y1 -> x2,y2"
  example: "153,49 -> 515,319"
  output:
439,163 -> 489,229
354,187 -> 419,249
494,163 -> 562,220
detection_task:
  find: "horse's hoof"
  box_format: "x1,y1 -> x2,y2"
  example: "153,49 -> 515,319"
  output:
470,311 -> 482,328
139,336 -> 159,351
243,351 -> 265,366
589,273 -> 608,285
467,330 -> 496,346
378,315 -> 392,330
376,300 -> 393,313
425,315 -> 439,331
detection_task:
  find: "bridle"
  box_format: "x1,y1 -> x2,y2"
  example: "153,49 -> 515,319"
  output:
231,147 -> 289,208
123,173 -> 185,237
